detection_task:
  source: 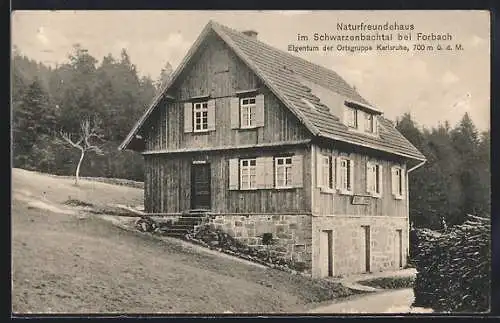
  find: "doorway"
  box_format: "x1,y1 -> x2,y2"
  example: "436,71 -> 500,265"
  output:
361,225 -> 371,273
190,163 -> 211,210
320,230 -> 334,277
396,229 -> 403,268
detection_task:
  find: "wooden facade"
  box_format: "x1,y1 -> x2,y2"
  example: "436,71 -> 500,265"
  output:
311,143 -> 408,218
142,33 -> 310,152
144,145 -> 311,214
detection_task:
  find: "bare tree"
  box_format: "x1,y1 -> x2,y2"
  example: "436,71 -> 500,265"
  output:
60,117 -> 104,185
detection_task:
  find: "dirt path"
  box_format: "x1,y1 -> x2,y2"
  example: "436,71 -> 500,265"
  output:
309,288 -> 433,314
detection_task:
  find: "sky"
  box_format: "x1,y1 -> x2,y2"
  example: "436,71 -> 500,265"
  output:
11,10 -> 490,131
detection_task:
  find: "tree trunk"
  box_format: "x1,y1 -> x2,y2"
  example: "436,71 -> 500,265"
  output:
75,149 -> 85,185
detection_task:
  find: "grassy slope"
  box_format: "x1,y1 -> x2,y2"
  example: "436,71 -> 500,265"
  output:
12,169 -> 357,314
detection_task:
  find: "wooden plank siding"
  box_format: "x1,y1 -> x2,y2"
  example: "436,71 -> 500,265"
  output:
311,143 -> 408,217
142,32 -> 311,152
143,145 -> 312,214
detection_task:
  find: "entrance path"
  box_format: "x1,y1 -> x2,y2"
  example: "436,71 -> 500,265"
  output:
334,268 -> 417,292
309,268 -> 433,313
309,288 -> 433,313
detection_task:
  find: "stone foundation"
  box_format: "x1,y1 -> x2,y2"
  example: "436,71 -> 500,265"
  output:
207,214 -> 313,273
311,216 -> 409,278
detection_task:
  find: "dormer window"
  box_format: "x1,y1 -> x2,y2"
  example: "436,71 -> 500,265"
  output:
343,103 -> 378,135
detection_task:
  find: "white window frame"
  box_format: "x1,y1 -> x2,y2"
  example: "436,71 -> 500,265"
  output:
319,155 -> 334,190
240,158 -> 257,190
345,106 -> 358,129
193,101 -> 209,132
275,156 -> 293,189
367,162 -> 382,198
338,157 -> 353,195
393,166 -> 404,199
240,96 -> 257,129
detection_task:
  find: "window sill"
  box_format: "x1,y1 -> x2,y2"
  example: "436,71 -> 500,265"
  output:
319,187 -> 335,194
393,195 -> 404,200
368,192 -> 382,199
239,125 -> 260,130
275,186 -> 295,190
192,130 -> 213,134
239,187 -> 258,191
338,190 -> 354,196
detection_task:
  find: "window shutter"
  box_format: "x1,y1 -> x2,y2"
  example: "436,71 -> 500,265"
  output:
230,97 -> 240,129
366,161 -> 373,193
255,94 -> 265,127
378,165 -> 383,195
391,166 -> 397,196
330,157 -> 335,189
335,157 -> 341,190
207,99 -> 216,131
184,102 -> 192,133
229,158 -> 239,190
349,159 -> 355,192
292,155 -> 303,188
317,153 -> 324,188
401,167 -> 406,199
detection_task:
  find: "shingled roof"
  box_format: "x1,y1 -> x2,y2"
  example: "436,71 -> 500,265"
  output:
119,20 -> 426,162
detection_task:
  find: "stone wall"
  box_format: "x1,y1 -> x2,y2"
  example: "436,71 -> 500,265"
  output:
207,214 -> 313,273
311,216 -> 409,278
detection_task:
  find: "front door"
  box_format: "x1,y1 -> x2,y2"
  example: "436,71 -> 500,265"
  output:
191,163 -> 211,210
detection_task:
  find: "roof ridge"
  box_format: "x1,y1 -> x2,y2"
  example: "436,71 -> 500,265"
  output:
211,20 -> 368,104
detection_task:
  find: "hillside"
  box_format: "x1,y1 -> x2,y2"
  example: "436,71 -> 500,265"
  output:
11,169 -> 358,314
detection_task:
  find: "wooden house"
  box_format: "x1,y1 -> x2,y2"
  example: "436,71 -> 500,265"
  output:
119,21 -> 426,277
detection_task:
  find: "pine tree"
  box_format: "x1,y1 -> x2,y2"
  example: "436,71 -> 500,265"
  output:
451,113 -> 483,221
13,78 -> 58,168
155,61 -> 173,93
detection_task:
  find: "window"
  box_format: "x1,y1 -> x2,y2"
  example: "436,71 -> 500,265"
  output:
275,157 -> 293,188
344,105 -> 378,134
367,162 -> 382,197
240,158 -> 257,190
364,112 -> 375,133
339,157 -> 353,193
193,101 -> 209,132
345,106 -> 357,128
396,168 -> 402,195
240,97 -> 256,128
391,166 -> 404,199
319,155 -> 333,189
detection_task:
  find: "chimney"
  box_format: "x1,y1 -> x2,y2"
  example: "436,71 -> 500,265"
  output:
242,30 -> 258,39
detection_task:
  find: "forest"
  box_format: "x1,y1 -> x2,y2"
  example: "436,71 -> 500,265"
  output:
11,45 -> 490,230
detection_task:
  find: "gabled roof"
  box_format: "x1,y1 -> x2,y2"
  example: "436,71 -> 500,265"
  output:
119,20 -> 426,162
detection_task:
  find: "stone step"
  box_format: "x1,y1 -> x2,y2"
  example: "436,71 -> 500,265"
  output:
160,228 -> 189,237
178,218 -> 205,223
168,224 -> 196,230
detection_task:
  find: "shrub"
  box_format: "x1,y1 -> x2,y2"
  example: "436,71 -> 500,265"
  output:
411,215 -> 490,312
